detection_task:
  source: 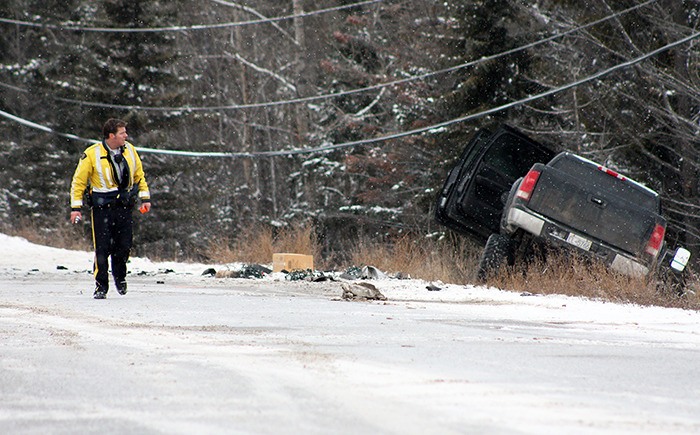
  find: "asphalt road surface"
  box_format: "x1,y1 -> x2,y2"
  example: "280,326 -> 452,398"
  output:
1,274 -> 699,434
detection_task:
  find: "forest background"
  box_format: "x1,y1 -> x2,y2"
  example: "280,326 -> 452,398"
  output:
1,0 -> 699,271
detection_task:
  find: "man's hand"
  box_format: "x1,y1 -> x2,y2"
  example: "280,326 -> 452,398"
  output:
70,211 -> 82,224
139,202 -> 151,214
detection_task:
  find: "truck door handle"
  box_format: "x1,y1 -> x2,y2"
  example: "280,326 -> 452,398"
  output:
589,195 -> 606,208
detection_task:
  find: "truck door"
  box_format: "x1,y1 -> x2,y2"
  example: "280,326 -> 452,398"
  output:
434,128 -> 491,235
435,125 -> 555,243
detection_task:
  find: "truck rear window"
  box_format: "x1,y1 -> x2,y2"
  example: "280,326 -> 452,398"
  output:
550,155 -> 659,212
483,134 -> 553,178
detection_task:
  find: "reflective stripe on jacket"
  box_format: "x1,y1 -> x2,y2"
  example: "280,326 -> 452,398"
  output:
70,141 -> 150,210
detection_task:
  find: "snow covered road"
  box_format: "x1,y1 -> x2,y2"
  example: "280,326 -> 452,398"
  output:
1,234 -> 700,434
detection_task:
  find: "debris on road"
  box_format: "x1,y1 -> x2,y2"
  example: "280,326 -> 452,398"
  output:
341,282 -> 387,301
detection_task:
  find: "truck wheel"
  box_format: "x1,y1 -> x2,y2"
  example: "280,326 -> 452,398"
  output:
477,233 -> 514,282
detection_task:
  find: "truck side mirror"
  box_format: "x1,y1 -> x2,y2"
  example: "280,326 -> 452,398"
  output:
670,247 -> 691,272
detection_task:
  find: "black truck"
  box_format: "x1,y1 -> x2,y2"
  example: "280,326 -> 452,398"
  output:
435,125 -> 690,283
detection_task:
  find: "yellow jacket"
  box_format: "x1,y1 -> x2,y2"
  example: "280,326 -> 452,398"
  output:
70,141 -> 150,210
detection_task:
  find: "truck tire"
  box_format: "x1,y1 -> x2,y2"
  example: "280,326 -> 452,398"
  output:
477,233 -> 514,282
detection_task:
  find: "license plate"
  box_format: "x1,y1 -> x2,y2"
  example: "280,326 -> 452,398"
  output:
566,233 -> 592,251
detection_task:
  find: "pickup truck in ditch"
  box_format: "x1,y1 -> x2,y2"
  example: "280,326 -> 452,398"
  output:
435,124 -> 690,286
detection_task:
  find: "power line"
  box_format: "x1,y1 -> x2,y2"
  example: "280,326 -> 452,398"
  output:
0,0 -> 382,33
2,26 -> 698,159
0,0 -> 659,113
333,29 -> 700,157
0,108 -> 88,143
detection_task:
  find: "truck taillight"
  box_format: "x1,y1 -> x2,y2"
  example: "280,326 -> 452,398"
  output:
516,169 -> 541,201
645,223 -> 665,257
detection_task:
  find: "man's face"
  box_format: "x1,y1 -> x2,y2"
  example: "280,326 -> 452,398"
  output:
111,127 -> 128,147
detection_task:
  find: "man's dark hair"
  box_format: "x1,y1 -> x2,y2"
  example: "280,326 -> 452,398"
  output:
103,118 -> 127,139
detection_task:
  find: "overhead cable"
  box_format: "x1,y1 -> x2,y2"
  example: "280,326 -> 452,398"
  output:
1,26 -> 697,159
0,0 -> 382,33
0,0 -> 658,113
0,108 -> 88,143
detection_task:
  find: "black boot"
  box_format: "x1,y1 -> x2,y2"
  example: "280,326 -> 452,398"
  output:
116,280 -> 127,295
94,286 -> 107,299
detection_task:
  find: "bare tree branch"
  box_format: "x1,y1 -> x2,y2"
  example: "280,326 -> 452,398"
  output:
224,50 -> 297,93
209,0 -> 299,45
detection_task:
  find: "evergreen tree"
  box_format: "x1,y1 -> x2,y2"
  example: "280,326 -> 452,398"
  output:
438,0 -> 535,128
1,0 -> 699,264
0,1 -> 87,230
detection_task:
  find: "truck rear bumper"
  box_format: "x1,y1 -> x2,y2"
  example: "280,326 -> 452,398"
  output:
505,207 -> 649,277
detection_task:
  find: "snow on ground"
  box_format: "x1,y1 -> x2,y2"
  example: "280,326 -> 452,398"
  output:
0,232 -> 695,324
1,233 -> 700,434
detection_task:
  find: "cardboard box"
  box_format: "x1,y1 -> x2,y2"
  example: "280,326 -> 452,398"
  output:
272,253 -> 314,273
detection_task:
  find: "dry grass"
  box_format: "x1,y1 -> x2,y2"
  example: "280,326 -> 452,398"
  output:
487,254 -> 700,310
205,222 -> 319,265
205,223 -> 482,282
205,224 -> 700,309
346,232 -> 481,282
3,218 -> 92,252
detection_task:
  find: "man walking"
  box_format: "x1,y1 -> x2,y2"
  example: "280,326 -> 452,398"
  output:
70,119 -> 151,299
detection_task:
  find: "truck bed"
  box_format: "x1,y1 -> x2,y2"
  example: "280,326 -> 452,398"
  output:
526,154 -> 663,257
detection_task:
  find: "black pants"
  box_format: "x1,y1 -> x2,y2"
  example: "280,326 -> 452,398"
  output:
91,204 -> 133,291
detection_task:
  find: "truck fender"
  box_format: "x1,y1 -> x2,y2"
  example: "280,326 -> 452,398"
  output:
500,177 -> 523,233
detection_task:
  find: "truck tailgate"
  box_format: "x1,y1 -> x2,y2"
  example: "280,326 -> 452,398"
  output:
527,168 -> 657,256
